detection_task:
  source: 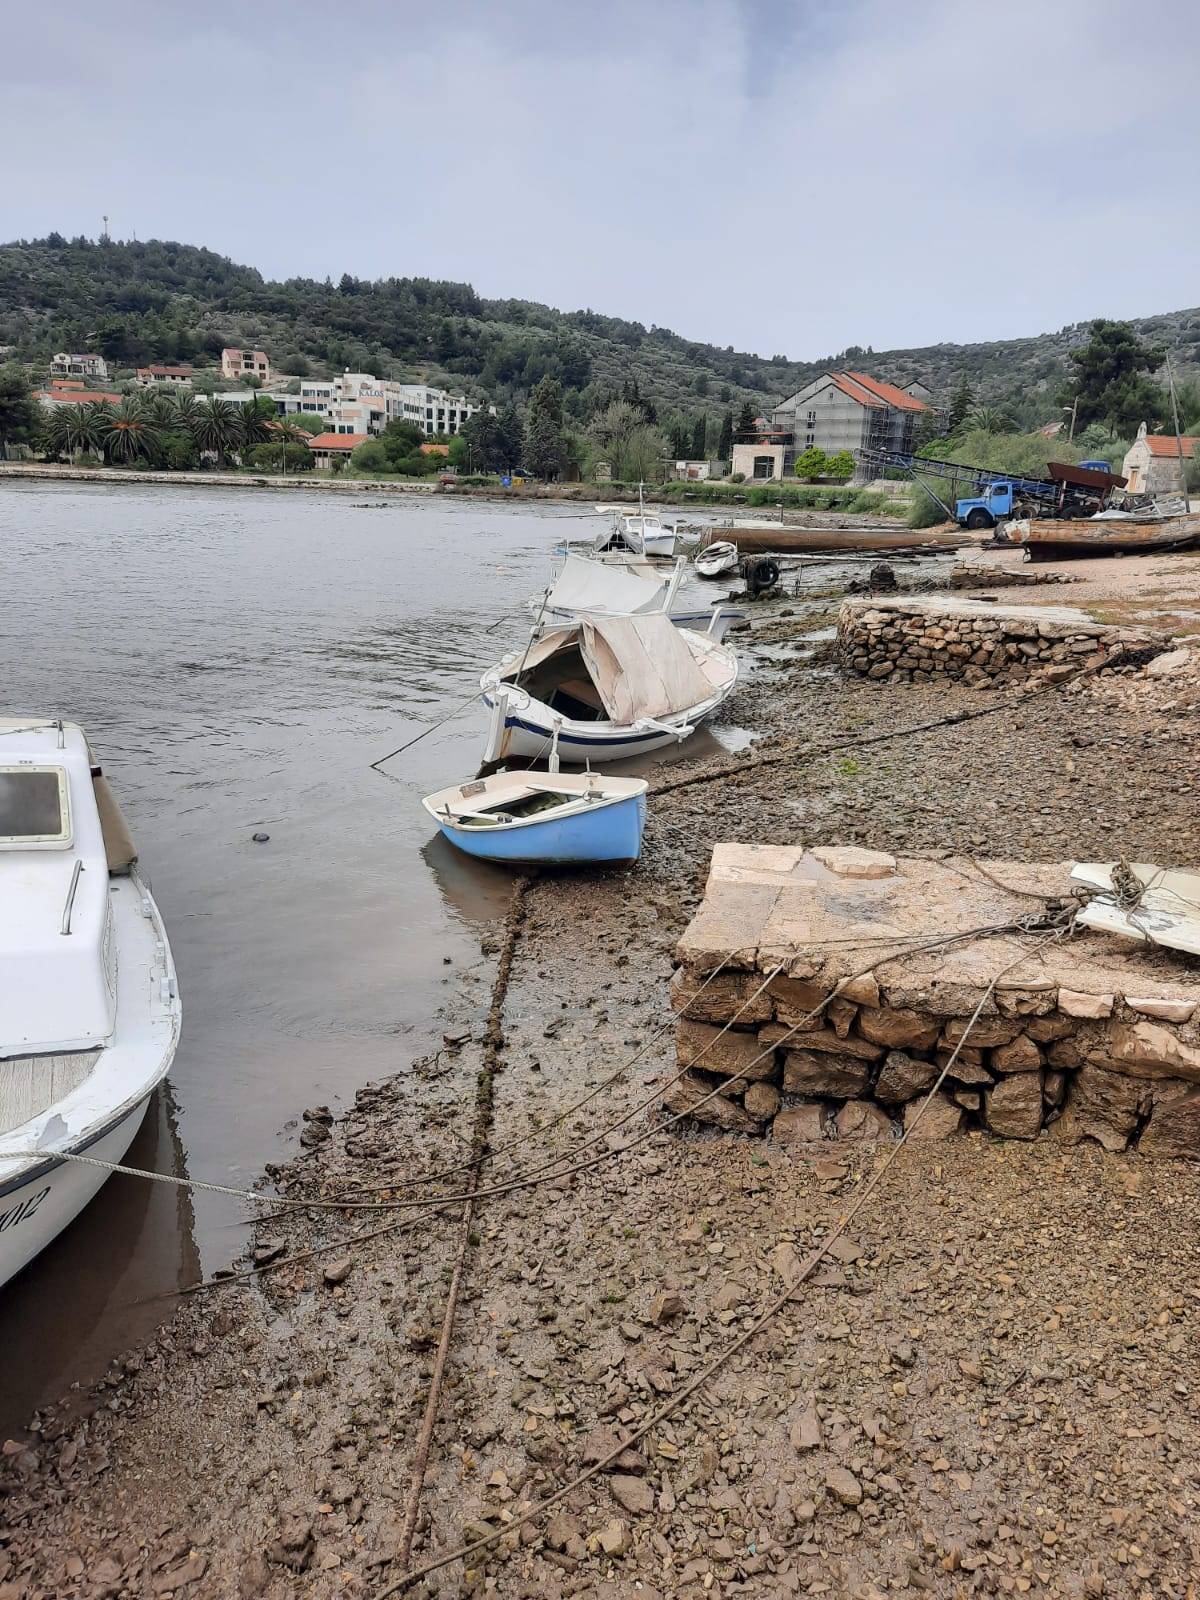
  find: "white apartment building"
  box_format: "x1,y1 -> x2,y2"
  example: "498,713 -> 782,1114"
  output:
51,352 -> 109,379
294,371 -> 485,437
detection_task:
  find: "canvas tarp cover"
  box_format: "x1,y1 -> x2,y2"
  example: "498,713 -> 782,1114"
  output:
580,614 -> 713,722
546,555 -> 667,616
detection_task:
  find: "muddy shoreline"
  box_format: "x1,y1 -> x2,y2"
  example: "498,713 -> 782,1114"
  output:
3,561 -> 1200,1599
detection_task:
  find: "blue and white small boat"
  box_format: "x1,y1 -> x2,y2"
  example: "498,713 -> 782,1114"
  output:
423,771 -> 648,865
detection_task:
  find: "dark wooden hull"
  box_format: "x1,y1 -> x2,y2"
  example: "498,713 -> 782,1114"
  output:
1022,515 -> 1200,562
713,525 -> 971,555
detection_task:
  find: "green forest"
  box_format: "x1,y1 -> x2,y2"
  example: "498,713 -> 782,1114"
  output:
5,233 -> 1200,428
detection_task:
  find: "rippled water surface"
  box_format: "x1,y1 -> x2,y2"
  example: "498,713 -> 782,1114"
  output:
1,481 -> 641,1427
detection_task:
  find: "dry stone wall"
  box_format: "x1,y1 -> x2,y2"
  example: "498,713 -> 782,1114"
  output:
667,846 -> 1200,1158
837,596 -> 1167,685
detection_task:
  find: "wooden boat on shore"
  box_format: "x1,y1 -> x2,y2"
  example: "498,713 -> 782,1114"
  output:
1016,514 -> 1200,562
423,771 -> 649,865
705,524 -> 971,555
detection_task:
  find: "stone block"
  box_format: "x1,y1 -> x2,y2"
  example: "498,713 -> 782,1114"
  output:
675,882 -> 778,972
772,1103 -> 828,1146
782,1050 -> 870,1098
1024,1014 -> 1076,1043
1052,1065 -> 1144,1152
768,974 -> 831,1026
809,845 -> 897,879
942,1018 -> 1020,1049
1127,997 -> 1197,1024
985,1072 -> 1043,1140
662,1073 -> 760,1134
743,1082 -> 782,1120
858,1007 -> 940,1052
763,1024 -> 883,1061
903,1092 -> 965,1140
1139,1087 -> 1200,1159
1107,1021 -> 1200,1082
1058,989 -> 1114,1020
874,1050 -> 938,1105
669,968 -> 773,1026
675,1019 -> 776,1080
990,1033 -> 1043,1074
834,1100 -> 894,1141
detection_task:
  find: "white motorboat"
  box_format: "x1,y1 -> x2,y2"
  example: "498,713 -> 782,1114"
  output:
592,489 -> 686,559
531,554 -> 743,641
0,718 -> 180,1288
481,612 -> 739,765
694,541 -> 740,578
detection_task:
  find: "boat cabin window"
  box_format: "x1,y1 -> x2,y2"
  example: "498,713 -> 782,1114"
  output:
0,766 -> 71,845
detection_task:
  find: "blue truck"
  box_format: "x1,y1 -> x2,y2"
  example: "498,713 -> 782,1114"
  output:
953,461 -> 1117,529
863,451 -> 1126,529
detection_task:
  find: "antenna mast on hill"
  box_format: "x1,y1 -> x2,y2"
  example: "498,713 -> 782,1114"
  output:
101,214 -> 110,243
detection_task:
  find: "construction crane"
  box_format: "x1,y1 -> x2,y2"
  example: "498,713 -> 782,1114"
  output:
859,450 -> 1126,529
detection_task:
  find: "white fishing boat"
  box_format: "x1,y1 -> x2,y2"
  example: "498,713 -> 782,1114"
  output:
592,488 -> 686,558
481,613 -> 739,764
0,718 -> 180,1288
531,554 -> 743,641
694,540 -> 740,578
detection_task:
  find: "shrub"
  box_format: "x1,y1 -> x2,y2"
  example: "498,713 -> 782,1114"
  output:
730,471 -> 745,483
394,450 -> 437,476
246,441 -> 313,472
350,439 -> 393,474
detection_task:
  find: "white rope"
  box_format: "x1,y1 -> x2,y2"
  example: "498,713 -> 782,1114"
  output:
5,1148 -> 281,1203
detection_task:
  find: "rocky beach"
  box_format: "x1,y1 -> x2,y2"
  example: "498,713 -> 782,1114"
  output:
3,543 -> 1200,1600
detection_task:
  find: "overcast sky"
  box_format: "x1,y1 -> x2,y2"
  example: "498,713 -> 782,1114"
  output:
4,0 -> 1197,361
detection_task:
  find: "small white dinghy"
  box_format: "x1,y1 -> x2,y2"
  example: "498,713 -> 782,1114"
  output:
694,541 -> 740,578
0,719 -> 180,1288
481,612 -> 738,764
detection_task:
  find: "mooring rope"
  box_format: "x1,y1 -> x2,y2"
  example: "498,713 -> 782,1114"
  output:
376,924 -> 1071,1594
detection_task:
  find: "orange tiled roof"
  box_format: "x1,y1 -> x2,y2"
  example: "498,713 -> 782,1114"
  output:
35,389 -> 122,405
828,373 -> 884,408
419,442 -> 449,455
306,432 -> 369,450
1144,434 -> 1197,458
844,372 -> 928,412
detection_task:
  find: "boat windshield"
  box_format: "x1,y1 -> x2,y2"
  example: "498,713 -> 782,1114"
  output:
0,766 -> 70,844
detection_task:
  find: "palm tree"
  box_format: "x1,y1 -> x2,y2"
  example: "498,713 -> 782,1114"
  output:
237,394 -> 276,454
37,406 -> 72,461
104,397 -> 162,465
190,397 -> 240,464
63,401 -> 109,459
971,405 -> 1016,435
171,392 -> 204,435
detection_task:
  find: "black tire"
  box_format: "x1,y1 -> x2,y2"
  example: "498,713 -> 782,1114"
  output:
965,508 -> 994,531
744,556 -> 781,596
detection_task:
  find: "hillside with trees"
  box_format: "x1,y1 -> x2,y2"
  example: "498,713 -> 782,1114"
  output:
5,235 -> 1200,436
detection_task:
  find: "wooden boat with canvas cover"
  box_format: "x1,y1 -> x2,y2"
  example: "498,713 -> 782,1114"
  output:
481,612 -> 738,765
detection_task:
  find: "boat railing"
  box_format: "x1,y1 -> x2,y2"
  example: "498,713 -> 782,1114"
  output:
60,858 -> 84,936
